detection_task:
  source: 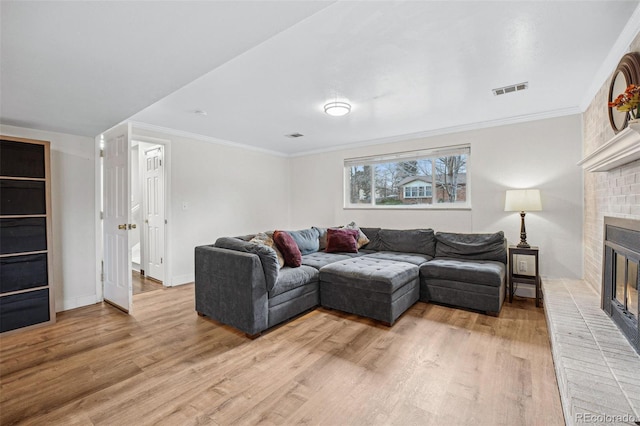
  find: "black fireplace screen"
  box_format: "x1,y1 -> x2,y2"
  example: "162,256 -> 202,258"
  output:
614,254 -> 639,320
602,217 -> 640,354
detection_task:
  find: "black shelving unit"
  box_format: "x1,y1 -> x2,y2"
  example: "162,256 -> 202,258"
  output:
0,136 -> 55,333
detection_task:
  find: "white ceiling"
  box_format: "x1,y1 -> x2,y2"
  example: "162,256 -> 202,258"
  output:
2,1 -> 640,155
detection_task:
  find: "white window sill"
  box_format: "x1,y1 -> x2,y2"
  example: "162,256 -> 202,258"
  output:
344,204 -> 471,211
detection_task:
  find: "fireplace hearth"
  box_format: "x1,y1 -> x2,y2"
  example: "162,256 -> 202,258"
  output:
602,217 -> 640,354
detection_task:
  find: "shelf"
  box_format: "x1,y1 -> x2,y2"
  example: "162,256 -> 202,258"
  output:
578,122 -> 640,172
0,176 -> 46,181
0,285 -> 50,298
0,250 -> 48,258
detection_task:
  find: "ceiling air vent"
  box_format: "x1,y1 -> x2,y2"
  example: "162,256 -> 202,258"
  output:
285,133 -> 304,138
493,82 -> 528,96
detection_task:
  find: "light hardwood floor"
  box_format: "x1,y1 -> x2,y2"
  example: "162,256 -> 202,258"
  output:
132,271 -> 164,295
0,285 -> 563,425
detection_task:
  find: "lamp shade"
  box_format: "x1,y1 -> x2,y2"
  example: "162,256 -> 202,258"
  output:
504,189 -> 542,212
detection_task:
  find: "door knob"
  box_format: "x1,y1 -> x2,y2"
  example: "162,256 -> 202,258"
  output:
118,224 -> 126,230
129,224 -> 137,230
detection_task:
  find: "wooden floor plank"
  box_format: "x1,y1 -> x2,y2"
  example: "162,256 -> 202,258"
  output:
0,285 -> 563,425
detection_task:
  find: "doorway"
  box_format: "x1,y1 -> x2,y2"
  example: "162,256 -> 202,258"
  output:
131,141 -> 166,293
98,126 -> 172,310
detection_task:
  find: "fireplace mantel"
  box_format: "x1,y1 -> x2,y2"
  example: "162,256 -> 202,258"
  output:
578,121 -> 640,172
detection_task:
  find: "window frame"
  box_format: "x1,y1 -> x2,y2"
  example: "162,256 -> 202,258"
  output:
343,144 -> 471,210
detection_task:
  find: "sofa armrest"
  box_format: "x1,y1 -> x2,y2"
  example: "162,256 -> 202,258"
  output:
195,245 -> 268,335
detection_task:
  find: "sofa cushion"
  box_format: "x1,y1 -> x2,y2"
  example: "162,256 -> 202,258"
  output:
274,230 -> 302,267
420,258 -> 505,287
302,252 -> 352,269
378,228 -> 436,256
325,228 -> 359,253
285,228 -> 320,255
214,237 -> 279,291
363,251 -> 432,266
249,232 -> 285,268
320,257 -> 418,294
342,251 -> 371,257
269,265 -> 319,298
359,227 -> 381,250
435,231 -> 506,263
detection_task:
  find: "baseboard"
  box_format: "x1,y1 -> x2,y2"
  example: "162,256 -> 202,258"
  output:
58,294 -> 100,312
171,273 -> 194,286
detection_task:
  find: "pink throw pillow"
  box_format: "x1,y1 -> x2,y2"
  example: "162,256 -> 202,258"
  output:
325,228 -> 359,253
273,230 -> 302,267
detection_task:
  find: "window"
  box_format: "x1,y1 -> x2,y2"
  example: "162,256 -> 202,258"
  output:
344,145 -> 470,208
404,184 -> 432,198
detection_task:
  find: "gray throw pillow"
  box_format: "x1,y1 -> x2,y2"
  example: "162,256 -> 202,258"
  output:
378,228 -> 436,256
435,231 -> 507,263
285,228 -> 320,255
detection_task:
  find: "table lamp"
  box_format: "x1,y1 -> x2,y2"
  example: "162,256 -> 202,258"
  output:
504,189 -> 542,248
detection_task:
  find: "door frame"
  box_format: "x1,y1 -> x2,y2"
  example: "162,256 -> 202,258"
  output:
95,134 -> 103,301
131,133 -> 172,286
95,126 -> 173,304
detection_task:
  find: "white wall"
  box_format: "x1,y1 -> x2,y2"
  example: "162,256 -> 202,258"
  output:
290,115 -> 584,280
1,124 -> 98,311
132,128 -> 291,286
1,114 -> 583,311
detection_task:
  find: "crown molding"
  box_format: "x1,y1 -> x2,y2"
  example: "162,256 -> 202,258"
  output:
288,107 -> 581,158
130,107 -> 581,159
128,121 -> 289,158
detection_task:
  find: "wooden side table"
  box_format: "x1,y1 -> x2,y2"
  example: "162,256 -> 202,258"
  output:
508,246 -> 541,307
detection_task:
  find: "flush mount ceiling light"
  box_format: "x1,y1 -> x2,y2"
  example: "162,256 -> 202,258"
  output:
324,101 -> 351,117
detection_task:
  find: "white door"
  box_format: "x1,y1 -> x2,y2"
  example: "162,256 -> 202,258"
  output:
143,145 -> 165,282
103,123 -> 132,312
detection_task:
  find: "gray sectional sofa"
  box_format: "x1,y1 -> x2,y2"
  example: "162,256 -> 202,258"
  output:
195,227 -> 507,337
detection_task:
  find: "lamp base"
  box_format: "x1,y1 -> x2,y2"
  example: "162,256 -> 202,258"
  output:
517,211 -> 530,249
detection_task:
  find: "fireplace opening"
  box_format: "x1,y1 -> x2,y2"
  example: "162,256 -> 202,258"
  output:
602,217 -> 640,354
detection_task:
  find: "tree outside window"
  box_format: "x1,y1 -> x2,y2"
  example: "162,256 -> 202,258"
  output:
348,165 -> 371,204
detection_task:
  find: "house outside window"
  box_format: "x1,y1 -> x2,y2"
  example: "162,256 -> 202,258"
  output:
403,180 -> 432,198
344,145 -> 470,209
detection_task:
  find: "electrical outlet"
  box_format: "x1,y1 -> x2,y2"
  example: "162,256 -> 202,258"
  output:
518,260 -> 527,273
182,201 -> 189,210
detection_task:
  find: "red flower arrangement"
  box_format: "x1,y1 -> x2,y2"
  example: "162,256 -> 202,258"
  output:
609,84 -> 640,120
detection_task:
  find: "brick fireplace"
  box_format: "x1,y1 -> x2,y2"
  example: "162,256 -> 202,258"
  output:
583,103 -> 640,298
583,38 -> 640,300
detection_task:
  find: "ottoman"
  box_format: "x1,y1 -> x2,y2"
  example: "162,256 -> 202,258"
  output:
319,257 -> 420,325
